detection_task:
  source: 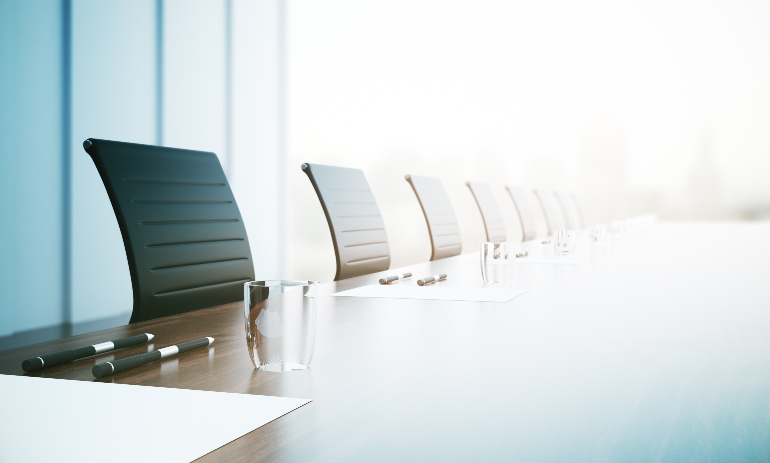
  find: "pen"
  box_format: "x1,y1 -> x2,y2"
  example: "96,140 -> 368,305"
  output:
92,337 -> 214,378
379,272 -> 412,285
22,333 -> 154,372
417,273 -> 447,286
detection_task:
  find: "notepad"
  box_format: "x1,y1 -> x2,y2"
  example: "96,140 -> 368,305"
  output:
0,375 -> 311,463
331,285 -> 528,303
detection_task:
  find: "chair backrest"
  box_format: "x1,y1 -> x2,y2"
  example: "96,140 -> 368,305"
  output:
534,188 -> 561,235
302,163 -> 391,280
505,186 -> 538,242
555,190 -> 580,230
405,175 -> 462,260
84,138 -> 255,323
570,192 -> 588,229
466,181 -> 506,242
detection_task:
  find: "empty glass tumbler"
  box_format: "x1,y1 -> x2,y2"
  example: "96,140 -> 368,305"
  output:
244,280 -> 318,372
610,220 -> 624,237
554,230 -> 578,258
480,242 -> 515,284
589,224 -> 608,244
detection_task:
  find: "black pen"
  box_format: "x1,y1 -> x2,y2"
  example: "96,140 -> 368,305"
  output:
92,337 -> 214,378
417,273 -> 447,286
22,333 -> 154,372
379,272 -> 412,285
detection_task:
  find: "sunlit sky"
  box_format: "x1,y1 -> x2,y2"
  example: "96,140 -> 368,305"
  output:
288,0 -> 770,207
285,0 -> 770,279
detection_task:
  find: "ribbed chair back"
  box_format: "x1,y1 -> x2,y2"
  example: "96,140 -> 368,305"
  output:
505,186 -> 538,242
465,182 -> 506,242
84,138 -> 255,323
534,188 -> 562,236
405,175 -> 462,260
570,192 -> 589,229
302,163 -> 391,280
555,190 -> 580,230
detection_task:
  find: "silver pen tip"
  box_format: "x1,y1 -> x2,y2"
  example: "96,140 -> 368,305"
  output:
207,337 -> 215,345
146,333 -> 154,341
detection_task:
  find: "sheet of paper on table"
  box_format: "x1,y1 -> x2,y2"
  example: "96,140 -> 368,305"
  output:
464,253 -> 588,265
0,374 -> 311,463
516,258 -> 588,265
331,285 -> 528,303
526,241 -> 554,248
528,241 -> 614,249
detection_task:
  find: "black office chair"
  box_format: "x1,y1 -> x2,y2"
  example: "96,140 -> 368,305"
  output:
84,138 -> 255,323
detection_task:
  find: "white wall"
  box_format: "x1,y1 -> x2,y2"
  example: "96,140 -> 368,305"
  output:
229,0 -> 288,279
163,0 -> 228,166
0,0 -> 64,336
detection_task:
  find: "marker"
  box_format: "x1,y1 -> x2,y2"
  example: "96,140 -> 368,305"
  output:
21,333 -> 154,372
417,273 -> 447,286
379,272 -> 412,285
92,337 -> 214,378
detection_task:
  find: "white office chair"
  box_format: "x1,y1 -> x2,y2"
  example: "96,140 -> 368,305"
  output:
570,192 -> 589,229
554,190 -> 580,231
466,181 -> 506,242
505,186 -> 538,242
405,175 -> 462,260
533,188 -> 562,236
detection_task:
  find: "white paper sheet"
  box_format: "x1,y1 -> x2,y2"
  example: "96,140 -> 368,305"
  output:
331,285 -> 528,302
0,374 -> 310,463
524,241 -> 614,249
464,254 -> 589,264
515,258 -> 588,265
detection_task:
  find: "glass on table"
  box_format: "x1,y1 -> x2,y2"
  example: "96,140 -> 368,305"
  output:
610,220 -> 624,237
480,242 -> 516,284
244,280 -> 318,372
623,217 -> 634,234
589,224 -> 608,244
554,230 -> 577,258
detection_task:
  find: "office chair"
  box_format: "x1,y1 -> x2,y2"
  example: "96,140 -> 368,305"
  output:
84,138 -> 255,323
465,182 -> 506,242
405,175 -> 462,260
554,190 -> 580,230
302,163 -> 391,280
570,192 -> 589,229
505,186 -> 538,242
534,188 -> 562,236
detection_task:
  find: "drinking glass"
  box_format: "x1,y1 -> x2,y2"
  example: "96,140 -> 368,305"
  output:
610,220 -> 624,237
480,242 -> 515,284
589,224 -> 608,244
244,280 -> 318,372
624,217 -> 635,234
554,230 -> 577,258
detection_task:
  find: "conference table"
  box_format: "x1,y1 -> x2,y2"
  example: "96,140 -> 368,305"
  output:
1,222 -> 769,461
